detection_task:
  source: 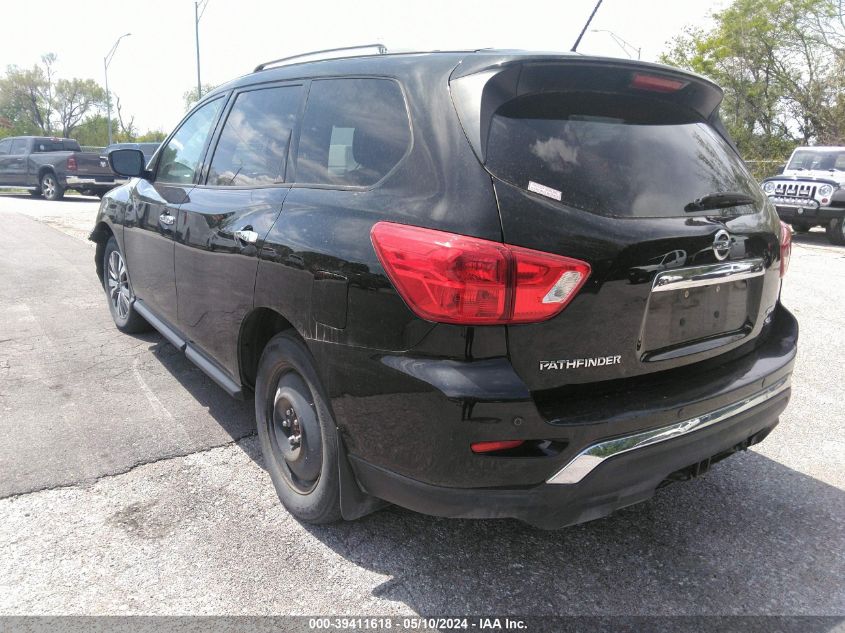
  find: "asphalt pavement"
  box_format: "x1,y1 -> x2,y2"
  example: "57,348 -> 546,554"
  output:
0,192 -> 843,617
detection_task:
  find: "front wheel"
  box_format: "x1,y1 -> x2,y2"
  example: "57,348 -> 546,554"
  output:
40,172 -> 64,201
827,217 -> 845,246
103,237 -> 151,333
255,331 -> 341,524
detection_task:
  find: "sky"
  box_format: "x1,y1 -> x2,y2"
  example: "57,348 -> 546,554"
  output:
0,0 -> 726,135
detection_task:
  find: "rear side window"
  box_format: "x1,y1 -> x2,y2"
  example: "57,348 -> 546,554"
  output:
485,92 -> 761,218
10,139 -> 28,154
207,85 -> 302,186
296,78 -> 410,187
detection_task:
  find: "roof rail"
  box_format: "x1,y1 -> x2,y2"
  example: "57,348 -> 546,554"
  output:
253,44 -> 388,72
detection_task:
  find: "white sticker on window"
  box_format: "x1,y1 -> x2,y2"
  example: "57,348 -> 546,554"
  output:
527,180 -> 562,201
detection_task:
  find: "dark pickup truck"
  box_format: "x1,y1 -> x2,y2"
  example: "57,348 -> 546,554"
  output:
0,135 -> 126,200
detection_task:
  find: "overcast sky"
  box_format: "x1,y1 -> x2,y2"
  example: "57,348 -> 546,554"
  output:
0,0 -> 725,134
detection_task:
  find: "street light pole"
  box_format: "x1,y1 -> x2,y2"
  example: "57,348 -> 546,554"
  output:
195,0 -> 210,100
104,32 -> 131,147
590,29 -> 641,60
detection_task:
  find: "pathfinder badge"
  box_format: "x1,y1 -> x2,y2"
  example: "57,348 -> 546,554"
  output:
539,356 -> 622,371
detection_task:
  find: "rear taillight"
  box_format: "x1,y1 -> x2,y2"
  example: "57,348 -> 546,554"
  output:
66,156 -> 77,171
370,222 -> 591,325
779,221 -> 792,277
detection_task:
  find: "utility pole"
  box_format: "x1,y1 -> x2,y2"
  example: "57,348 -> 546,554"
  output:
104,33 -> 131,147
195,0 -> 210,100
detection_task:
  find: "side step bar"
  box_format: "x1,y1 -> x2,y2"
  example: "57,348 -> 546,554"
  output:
133,299 -> 244,399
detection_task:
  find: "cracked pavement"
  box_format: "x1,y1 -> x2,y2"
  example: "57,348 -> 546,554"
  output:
0,193 -> 843,616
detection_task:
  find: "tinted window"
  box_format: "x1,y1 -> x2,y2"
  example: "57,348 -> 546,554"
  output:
0,139 -> 10,155
63,139 -> 81,151
157,97 -> 224,185
33,139 -> 63,152
207,85 -> 302,186
10,139 -> 28,154
485,92 -> 761,218
296,79 -> 410,187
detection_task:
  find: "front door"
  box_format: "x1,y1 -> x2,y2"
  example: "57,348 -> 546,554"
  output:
175,83 -> 303,377
122,96 -> 225,325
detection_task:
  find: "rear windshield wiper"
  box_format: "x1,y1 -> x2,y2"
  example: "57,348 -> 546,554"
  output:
684,192 -> 756,212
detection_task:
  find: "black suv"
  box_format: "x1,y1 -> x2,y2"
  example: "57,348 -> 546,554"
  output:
93,48 -> 797,528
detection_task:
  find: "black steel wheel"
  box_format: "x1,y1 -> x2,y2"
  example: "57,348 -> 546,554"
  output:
255,331 -> 341,523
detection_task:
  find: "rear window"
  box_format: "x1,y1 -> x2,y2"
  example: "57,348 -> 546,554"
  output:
296,78 -> 410,187
485,92 -> 761,218
32,139 -> 80,152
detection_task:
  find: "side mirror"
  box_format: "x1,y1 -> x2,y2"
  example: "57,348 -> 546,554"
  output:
109,148 -> 147,178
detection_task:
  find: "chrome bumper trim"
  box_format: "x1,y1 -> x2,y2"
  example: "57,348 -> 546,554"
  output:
66,176 -> 125,186
546,376 -> 791,485
652,258 -> 766,292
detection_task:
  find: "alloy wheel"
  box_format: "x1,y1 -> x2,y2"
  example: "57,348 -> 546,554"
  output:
41,175 -> 56,198
107,250 -> 131,320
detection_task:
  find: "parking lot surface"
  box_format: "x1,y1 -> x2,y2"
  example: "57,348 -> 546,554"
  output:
0,193 -> 843,616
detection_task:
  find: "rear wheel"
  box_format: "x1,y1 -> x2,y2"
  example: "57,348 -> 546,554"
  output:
103,237 -> 151,333
40,172 -> 64,201
255,331 -> 341,524
826,218 -> 845,245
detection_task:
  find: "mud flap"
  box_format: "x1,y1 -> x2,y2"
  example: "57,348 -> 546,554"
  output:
337,430 -> 388,520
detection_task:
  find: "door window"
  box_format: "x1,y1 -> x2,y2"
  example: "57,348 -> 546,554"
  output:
296,78 -> 410,187
0,139 -> 11,155
207,85 -> 302,186
156,97 -> 224,185
9,139 -> 28,155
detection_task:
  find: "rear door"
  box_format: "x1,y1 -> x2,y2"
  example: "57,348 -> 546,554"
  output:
451,60 -> 783,390
122,96 -> 225,325
174,83 -> 304,377
5,138 -> 31,186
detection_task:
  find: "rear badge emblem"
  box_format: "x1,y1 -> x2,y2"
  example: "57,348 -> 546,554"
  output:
712,229 -> 732,261
540,356 -> 621,371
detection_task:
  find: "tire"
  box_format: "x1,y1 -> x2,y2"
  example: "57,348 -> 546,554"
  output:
826,217 -> 845,246
39,172 -> 64,201
791,221 -> 812,233
255,331 -> 342,524
102,237 -> 151,333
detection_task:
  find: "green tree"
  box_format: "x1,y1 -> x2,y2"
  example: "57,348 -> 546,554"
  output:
182,83 -> 217,111
661,0 -> 845,176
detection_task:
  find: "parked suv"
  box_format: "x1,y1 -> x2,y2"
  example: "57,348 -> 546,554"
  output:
92,49 -> 797,528
762,146 -> 845,244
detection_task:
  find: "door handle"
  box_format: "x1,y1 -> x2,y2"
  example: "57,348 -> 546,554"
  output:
159,212 -> 175,226
235,229 -> 259,244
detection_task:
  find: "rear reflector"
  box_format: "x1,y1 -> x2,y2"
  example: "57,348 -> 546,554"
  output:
630,72 -> 688,93
66,156 -> 78,171
370,222 -> 591,325
471,440 -> 525,454
779,221 -> 792,277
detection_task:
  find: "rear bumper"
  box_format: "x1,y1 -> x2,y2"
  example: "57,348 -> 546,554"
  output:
335,305 -> 797,527
351,383 -> 788,529
65,175 -> 126,189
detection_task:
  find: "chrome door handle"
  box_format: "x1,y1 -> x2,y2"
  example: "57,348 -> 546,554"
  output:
159,213 -> 175,226
234,229 -> 259,244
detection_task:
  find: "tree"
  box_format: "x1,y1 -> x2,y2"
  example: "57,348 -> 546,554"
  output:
182,83 -> 217,111
0,53 -> 105,138
661,0 -> 845,176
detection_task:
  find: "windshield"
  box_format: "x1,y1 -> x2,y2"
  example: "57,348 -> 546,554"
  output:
787,149 -> 845,172
485,92 -> 762,218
